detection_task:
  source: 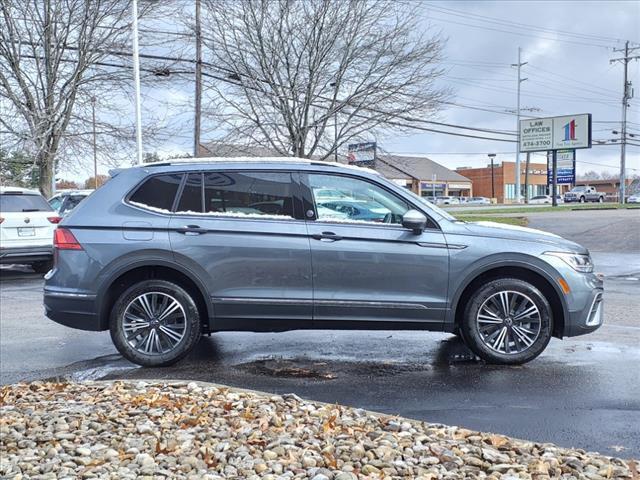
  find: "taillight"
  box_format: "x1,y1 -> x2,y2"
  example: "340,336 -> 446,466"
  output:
47,216 -> 62,224
54,228 -> 83,250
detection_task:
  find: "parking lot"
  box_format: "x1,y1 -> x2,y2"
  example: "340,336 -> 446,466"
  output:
1,208 -> 639,458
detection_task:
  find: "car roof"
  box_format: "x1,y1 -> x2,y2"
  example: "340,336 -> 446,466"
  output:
130,157 -> 379,176
54,189 -> 94,196
0,186 -> 41,195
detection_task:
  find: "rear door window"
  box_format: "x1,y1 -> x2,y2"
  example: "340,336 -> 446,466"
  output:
129,174 -> 183,212
176,173 -> 203,213
193,171 -> 295,219
0,193 -> 53,212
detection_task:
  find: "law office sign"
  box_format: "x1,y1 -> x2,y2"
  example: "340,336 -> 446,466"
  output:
520,114 -> 592,152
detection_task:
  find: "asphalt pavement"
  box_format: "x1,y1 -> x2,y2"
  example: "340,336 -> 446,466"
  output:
1,209 -> 639,458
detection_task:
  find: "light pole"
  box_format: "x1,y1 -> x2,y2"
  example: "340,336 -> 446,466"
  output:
91,96 -> 97,188
488,153 -> 496,201
131,0 -> 143,165
432,173 -> 436,198
330,82 -> 338,162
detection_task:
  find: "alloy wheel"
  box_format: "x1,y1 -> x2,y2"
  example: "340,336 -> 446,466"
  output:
122,292 -> 187,355
475,290 -> 541,355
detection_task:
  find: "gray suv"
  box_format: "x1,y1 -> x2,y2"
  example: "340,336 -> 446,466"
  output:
44,159 -> 603,367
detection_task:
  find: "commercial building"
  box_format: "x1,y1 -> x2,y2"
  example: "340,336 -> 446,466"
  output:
456,161 -> 569,203
375,155 -> 472,197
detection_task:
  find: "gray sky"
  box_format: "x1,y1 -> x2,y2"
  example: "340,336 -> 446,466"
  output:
69,0 -> 640,179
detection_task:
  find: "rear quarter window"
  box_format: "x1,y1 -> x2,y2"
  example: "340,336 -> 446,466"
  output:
129,174 -> 183,212
0,193 -> 53,212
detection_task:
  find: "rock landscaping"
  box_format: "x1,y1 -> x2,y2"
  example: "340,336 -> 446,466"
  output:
0,381 -> 636,479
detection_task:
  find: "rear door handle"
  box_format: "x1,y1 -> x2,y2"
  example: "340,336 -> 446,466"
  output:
312,231 -> 342,242
177,225 -> 208,235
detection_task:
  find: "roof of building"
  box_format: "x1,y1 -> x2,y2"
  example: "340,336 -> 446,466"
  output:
376,155 -> 471,182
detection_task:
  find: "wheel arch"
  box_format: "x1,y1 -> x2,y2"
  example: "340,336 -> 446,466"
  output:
450,262 -> 568,339
97,259 -> 212,331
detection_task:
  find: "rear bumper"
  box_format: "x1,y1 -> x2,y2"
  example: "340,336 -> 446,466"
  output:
43,288 -> 103,331
0,246 -> 52,264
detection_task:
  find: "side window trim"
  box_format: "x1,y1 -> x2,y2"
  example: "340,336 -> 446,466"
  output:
126,172 -> 184,213
300,171 -> 440,231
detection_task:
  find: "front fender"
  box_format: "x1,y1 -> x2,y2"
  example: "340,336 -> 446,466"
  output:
445,252 -> 569,331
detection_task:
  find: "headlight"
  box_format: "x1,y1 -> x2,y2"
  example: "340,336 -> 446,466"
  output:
544,251 -> 593,273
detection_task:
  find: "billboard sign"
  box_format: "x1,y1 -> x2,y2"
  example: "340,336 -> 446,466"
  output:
347,142 -> 376,168
547,149 -> 576,185
520,114 -> 591,152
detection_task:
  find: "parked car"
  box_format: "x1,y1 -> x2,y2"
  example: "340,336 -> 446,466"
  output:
529,195 -> 553,204
421,195 -> 437,204
564,186 -> 604,203
1,186 -> 60,273
467,197 -> 491,205
627,194 -> 640,204
44,158 -> 603,367
436,196 -> 460,205
48,190 -> 93,216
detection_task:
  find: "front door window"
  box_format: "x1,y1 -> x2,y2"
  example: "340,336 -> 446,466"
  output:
308,174 -> 409,225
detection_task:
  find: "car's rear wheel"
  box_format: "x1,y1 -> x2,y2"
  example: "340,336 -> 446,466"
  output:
32,260 -> 52,274
110,280 -> 201,367
460,278 -> 553,365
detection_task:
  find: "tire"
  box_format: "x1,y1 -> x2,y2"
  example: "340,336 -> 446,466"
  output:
598,196 -> 604,203
32,260 -> 53,274
110,279 -> 202,367
460,278 -> 553,365
579,196 -> 585,203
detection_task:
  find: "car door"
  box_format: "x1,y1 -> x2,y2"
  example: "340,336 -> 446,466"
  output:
168,170 -> 312,326
302,172 -> 449,325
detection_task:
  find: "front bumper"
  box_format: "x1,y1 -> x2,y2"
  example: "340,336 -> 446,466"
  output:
0,246 -> 53,264
564,287 -> 604,337
43,288 -> 103,331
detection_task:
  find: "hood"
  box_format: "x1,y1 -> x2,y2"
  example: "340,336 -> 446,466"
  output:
459,221 -> 587,253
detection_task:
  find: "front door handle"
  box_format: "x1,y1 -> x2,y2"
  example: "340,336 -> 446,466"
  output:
312,231 -> 342,242
177,225 -> 208,235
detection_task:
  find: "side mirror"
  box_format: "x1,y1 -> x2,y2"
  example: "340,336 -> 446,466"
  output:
402,209 -> 427,234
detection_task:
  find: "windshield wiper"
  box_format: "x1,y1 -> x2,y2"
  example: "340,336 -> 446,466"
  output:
22,208 -> 41,212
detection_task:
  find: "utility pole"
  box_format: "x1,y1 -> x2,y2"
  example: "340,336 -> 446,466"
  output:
610,40 -> 639,204
524,152 -> 530,203
512,47 -> 528,203
194,0 -> 202,157
131,0 -> 143,165
91,96 -> 98,189
488,153 -> 496,201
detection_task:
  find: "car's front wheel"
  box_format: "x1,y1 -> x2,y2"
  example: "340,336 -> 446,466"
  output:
460,278 -> 553,365
110,280 -> 201,367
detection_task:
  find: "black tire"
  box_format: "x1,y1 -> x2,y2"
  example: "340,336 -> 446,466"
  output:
32,260 -> 53,274
460,278 -> 553,365
579,196 -> 585,203
110,279 -> 201,367
598,196 -> 604,203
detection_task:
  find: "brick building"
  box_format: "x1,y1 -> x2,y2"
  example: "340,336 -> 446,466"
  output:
456,161 -> 569,203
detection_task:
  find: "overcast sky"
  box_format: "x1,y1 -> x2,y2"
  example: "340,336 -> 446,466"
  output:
70,0 -> 640,180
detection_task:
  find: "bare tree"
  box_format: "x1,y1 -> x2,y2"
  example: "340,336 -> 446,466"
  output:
199,0 -> 448,159
0,0 -> 136,196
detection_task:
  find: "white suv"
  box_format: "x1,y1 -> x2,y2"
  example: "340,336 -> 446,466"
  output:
0,187 -> 60,273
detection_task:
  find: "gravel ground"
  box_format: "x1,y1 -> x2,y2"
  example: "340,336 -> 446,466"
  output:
1,382 -> 637,480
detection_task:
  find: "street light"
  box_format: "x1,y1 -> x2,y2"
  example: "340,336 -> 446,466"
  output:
488,153 -> 496,201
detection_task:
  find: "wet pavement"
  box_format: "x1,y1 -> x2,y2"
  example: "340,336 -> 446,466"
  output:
1,209 -> 639,458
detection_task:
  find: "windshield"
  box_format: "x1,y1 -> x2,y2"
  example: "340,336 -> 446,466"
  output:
571,186 -> 587,192
402,188 -> 456,221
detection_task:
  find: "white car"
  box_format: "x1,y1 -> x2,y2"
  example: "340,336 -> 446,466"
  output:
0,186 -> 60,273
436,196 -> 460,205
627,194 -> 640,204
467,197 -> 491,205
529,195 -> 553,204
48,189 -> 93,216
